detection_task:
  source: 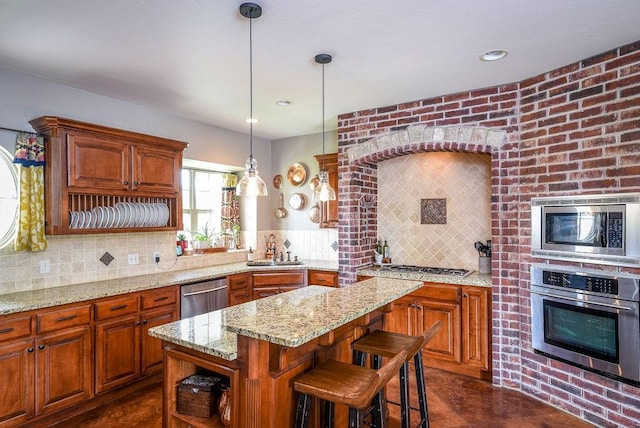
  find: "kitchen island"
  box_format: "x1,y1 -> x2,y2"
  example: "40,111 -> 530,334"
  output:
148,277 -> 422,427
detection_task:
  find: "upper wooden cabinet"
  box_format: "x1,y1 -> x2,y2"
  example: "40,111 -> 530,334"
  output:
30,117 -> 188,235
313,153 -> 338,228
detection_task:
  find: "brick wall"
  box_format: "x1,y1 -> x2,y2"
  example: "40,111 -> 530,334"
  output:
337,40 -> 640,426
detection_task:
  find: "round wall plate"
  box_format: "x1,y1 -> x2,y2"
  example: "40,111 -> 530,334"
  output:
289,193 -> 306,210
273,174 -> 283,189
287,163 -> 307,186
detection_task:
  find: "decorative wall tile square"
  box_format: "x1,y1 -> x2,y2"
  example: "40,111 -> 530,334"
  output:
99,251 -> 115,267
283,239 -> 291,249
421,199 -> 447,224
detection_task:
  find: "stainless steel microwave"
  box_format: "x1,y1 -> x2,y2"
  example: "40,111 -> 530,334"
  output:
531,193 -> 640,267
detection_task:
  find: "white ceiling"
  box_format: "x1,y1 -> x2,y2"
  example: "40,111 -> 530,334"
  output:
1,1 -> 639,140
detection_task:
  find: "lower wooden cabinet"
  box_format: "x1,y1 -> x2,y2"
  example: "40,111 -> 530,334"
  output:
94,286 -> 178,394
385,282 -> 490,380
0,304 -> 93,428
251,270 -> 307,300
227,273 -> 252,307
308,269 -> 339,287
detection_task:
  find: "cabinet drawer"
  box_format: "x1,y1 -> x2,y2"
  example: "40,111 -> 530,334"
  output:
37,304 -> 91,334
228,274 -> 251,291
141,287 -> 177,310
95,294 -> 139,320
252,271 -> 306,287
413,283 -> 460,302
0,315 -> 32,342
308,270 -> 338,287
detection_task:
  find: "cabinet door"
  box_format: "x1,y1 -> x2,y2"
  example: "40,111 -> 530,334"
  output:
229,289 -> 251,306
252,287 -> 280,300
314,153 -> 338,228
95,315 -> 140,394
140,306 -> 177,376
67,133 -> 129,190
383,298 -> 413,335
252,270 -> 306,287
420,299 -> 461,364
132,145 -> 181,193
35,326 -> 92,416
462,286 -> 490,370
0,339 -> 35,426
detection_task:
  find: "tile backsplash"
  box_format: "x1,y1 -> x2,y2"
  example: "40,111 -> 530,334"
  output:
0,232 -> 245,296
377,152 -> 491,271
0,228 -> 338,296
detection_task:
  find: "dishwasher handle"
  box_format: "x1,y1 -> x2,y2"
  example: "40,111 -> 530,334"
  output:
182,285 -> 228,297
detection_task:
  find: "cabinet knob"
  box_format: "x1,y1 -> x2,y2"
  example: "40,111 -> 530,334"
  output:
143,319 -> 148,324
463,293 -> 468,298
136,321 -> 141,326
38,344 -> 45,350
27,347 -> 34,353
134,181 -> 139,186
123,181 -> 129,185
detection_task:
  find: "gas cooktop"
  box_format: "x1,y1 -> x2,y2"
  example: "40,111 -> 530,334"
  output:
377,264 -> 472,277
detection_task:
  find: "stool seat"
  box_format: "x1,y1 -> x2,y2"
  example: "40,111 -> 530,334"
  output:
294,348 -> 408,427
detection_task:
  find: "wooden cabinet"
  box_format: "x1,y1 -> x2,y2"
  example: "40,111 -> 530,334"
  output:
227,273 -> 252,307
251,270 -> 307,300
385,282 -> 491,380
308,269 -> 339,287
0,304 -> 93,427
461,286 -> 490,370
94,286 -> 178,394
313,153 -> 338,228
30,116 -> 188,235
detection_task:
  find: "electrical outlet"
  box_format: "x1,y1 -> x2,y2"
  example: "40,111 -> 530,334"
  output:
153,252 -> 160,263
39,259 -> 50,274
127,254 -> 139,265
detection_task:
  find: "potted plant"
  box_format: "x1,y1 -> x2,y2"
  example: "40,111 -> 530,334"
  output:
192,223 -> 215,250
177,233 -> 189,252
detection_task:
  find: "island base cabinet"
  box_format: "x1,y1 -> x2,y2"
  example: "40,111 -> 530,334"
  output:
163,347 -> 239,428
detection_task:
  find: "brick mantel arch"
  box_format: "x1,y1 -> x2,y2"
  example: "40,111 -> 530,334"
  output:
338,124 -> 507,284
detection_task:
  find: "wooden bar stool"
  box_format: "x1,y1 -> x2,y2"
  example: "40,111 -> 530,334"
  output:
293,348 -> 408,428
351,321 -> 442,428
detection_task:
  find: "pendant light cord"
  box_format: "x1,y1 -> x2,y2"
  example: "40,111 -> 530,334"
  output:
321,61 -> 326,171
249,15 -> 254,159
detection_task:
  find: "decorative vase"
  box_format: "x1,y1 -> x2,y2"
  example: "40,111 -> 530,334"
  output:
479,256 -> 491,274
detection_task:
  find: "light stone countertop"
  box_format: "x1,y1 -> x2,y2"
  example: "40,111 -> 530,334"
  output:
357,265 -> 492,288
0,259 -> 338,316
147,277 -> 423,360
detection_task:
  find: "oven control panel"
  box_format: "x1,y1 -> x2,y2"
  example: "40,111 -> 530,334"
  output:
542,270 -> 618,295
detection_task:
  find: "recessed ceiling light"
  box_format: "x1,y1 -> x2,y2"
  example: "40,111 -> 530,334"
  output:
245,117 -> 259,124
276,99 -> 292,106
480,49 -> 508,61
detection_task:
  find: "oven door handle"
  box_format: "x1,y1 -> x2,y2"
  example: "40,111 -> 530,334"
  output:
532,290 -> 633,311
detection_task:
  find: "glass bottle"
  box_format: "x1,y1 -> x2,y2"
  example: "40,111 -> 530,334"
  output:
247,247 -> 254,262
383,240 -> 389,259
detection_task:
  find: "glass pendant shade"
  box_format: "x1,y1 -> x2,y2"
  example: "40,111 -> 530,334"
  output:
313,170 -> 336,202
236,156 -> 268,197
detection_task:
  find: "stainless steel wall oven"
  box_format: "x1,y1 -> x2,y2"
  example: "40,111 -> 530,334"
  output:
530,264 -> 640,385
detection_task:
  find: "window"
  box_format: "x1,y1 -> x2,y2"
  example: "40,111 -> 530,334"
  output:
181,168 -> 225,239
0,146 -> 19,249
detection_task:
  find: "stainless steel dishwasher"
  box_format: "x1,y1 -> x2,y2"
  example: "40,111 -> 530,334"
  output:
180,278 -> 228,319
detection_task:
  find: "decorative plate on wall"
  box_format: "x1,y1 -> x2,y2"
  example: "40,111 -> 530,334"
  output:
309,175 -> 320,192
272,174 -> 283,189
289,193 -> 306,210
308,202 -> 320,223
287,163 -> 307,186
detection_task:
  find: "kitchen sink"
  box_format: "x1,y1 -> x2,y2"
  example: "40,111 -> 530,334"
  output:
246,260 -> 304,266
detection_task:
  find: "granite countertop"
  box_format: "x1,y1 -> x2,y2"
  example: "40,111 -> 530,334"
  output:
147,277 -> 422,360
357,265 -> 492,288
0,259 -> 338,316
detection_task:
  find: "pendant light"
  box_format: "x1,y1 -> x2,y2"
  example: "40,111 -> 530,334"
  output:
236,3 -> 268,197
313,53 -> 336,202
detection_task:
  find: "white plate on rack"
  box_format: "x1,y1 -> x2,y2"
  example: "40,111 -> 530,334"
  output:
158,203 -> 169,226
69,210 -> 79,229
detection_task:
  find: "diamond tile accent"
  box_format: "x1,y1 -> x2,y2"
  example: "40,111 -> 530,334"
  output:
283,239 -> 291,249
331,241 -> 338,252
99,252 -> 115,267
